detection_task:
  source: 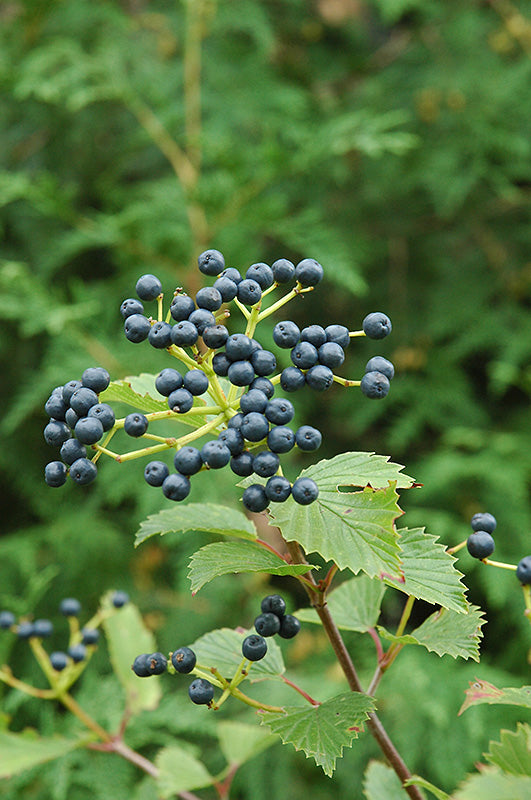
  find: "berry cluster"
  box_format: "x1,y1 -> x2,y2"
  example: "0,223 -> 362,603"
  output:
44,250 -> 394,513
466,512 -> 497,560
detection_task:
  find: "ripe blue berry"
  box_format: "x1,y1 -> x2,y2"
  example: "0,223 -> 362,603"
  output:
295,425 -> 322,451
156,369 -> 183,397
81,628 -> 100,645
124,413 -> 148,437
273,321 -> 300,349
44,420 -> 72,447
148,321 -> 173,349
227,413 -> 245,430
225,334 -> 253,361
301,325 -> 327,347
45,461 -> 68,487
65,408 -> 79,429
360,371 -> 390,399
198,249 -> 225,276
170,294 -> 196,322
183,369 -> 209,396
516,556 -> 531,584
60,598 -> 81,617
261,595 -> 286,617
220,267 -> 242,284
120,298 -> 144,319
112,591 -> 129,608
295,258 -> 323,286
272,258 -> 295,283
68,644 -> 87,663
253,450 -> 280,478
168,388 -> 194,413
82,367 -> 110,394
267,426 -> 295,454
189,677 -> 214,705
305,364 -> 334,391
363,312 -> 392,339
188,308 -> 216,334
132,654 -> 151,677
174,446 -> 203,476
17,622 -> 35,639
0,611 -> 15,629
202,324 -> 229,349
213,276 -> 238,302
242,484 -> 269,512
291,477 -> 319,505
227,360 -> 255,387
254,612 -> 281,636
201,440 -> 231,469
251,349 -> 277,376
69,458 -> 97,485
250,377 -> 275,398
62,380 -> 83,405
241,412 -> 270,442
217,428 -> 244,456
466,531 -> 495,560
280,366 -> 306,392
237,279 -> 262,306
74,417 -> 104,445
230,451 -> 254,477
240,389 -> 269,414
318,342 -> 345,369
291,342 -> 318,370
278,614 -> 301,639
265,398 -> 294,425
146,652 -> 168,675
246,262 -> 274,289
87,403 -> 115,431
63,428 -> 90,457
50,652 -> 69,671
162,473 -> 191,501
171,320 -> 199,347
365,356 -> 395,381
124,314 -> 151,343
171,646 -> 196,673
195,286 -> 222,311
45,391 -> 67,421
471,512 -> 497,534
136,274 -> 162,301
33,619 -> 54,638
212,352 -> 231,376
69,387 -> 99,416
265,476 -> 291,502
242,633 -> 267,661
325,324 -> 350,349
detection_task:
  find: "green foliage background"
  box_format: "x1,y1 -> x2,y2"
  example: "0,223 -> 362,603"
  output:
1,0 -> 530,797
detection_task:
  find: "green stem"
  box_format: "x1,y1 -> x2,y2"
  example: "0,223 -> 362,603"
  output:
395,595 -> 415,638
332,375 -> 361,387
0,666 -> 57,699
447,539 -> 467,555
256,285 -> 313,322
483,558 -> 517,570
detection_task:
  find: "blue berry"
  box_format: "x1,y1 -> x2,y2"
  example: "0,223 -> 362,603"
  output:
471,512 -> 497,533
0,611 -> 15,629
156,369 -> 183,397
291,477 -> 319,505
120,298 -> 144,319
242,484 -> 269,512
265,398 -> 294,425
201,440 -> 231,469
318,342 -> 345,369
74,417 -> 104,445
45,391 -> 67,421
62,380 -> 83,405
242,634 -> 267,661
132,654 -> 151,677
82,628 -> 100,645
69,458 -> 97,485
221,267 -> 242,284
305,364 -> 334,391
60,598 -> 81,616
188,308 -> 216,334
237,278 -> 262,306
202,324 -> 229,349
189,677 -> 214,705
295,258 -> 323,287
295,425 -> 322,451
168,388 -> 194,413
278,614 -> 301,639
174,446 -> 203,475
272,258 -> 295,283
516,556 -> 531,585
325,324 -> 350,349
363,312 -> 392,339
267,426 -> 295,454
230,451 -> 254,477
65,408 -> 80,429
217,428 -> 244,456
225,334 -> 254,361
280,366 -> 306,392
265,476 -> 291,502
148,321 -> 173,349
213,276 -> 238,302
227,360 -> 255,386
144,461 -> 170,486
227,412 -> 245,430
241,412 -> 270,442
360,371 -> 390,399
171,646 -> 196,674
44,420 -> 72,447
45,461 -> 68,487
87,403 -> 115,431
50,651 -> 69,671
254,612 -> 281,636
246,262 -> 274,289
195,286 -> 222,311
198,249 -> 225,276
291,341 -> 318,370
212,352 -> 231,376
261,595 -> 286,616
240,389 -> 269,414
124,413 -> 148,437
250,377 -> 275,398
170,294 -> 195,322
112,591 -> 130,608
162,473 -> 191,501
466,531 -> 495,560
33,619 -> 53,638
301,325 -> 327,347
68,643 -> 87,663
251,349 -> 276,376
171,320 -> 199,347
145,652 -> 168,675
253,450 -> 280,478
365,356 -> 395,380
82,367 -> 110,394
17,622 -> 35,639
124,314 -> 151,343
183,369 -> 209,396
273,321 -> 300,349
69,387 -> 99,416
136,274 -> 162,301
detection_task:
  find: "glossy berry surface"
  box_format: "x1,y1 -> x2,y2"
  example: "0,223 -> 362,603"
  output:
198,249 -> 225,276
272,258 -> 295,283
124,314 -> 151,343
195,286 -> 222,311
112,591 -> 130,608
174,446 -> 203,476
242,484 -> 269,512
155,368 -> 183,396
17,622 -> 35,639
217,428 -> 244,456
295,425 -> 322,451
265,398 -> 294,425
82,628 -> 100,645
69,387 -> 99,416
183,369 -> 209,396
162,473 -> 191,501
242,633 -> 268,661
87,403 -> 115,431
365,356 -> 395,381
237,278 -> 262,305
265,475 -> 291,502
170,294 -> 195,321
60,597 -> 81,617
325,324 -> 350,349
202,324 -> 229,349
135,274 -> 162,301
171,321 -> 199,347
148,321 -> 173,349
278,614 -> 301,639
50,651 -> 69,671
363,312 -> 392,339
146,652 -> 168,675
291,477 -> 319,505
189,678 -> 214,705
470,512 -> 497,533
45,461 -> 68,487
267,426 -> 295,454
120,298 -> 144,319
261,595 -> 286,617
305,364 -> 334,391
240,389 -> 269,415
171,646 -> 197,674
132,654 -> 151,677
227,360 -> 255,386
81,367 -> 110,393
318,342 -> 345,369
253,450 -> 280,478
44,420 -> 72,447
68,644 -> 87,663
201,440 -> 231,469
466,531 -> 495,560
74,417 -> 104,445
360,371 -> 390,399
124,413 -> 148,437
230,451 -> 254,477
273,321 -> 300,349
33,619 -> 54,638
280,366 -> 306,392
167,388 -> 194,413
516,556 -> 531,584
246,262 -> 274,289
295,258 -> 323,286
254,612 -> 281,636
69,458 -> 97,485
241,412 -> 269,442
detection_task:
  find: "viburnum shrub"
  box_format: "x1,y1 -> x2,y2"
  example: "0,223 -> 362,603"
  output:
2,252 -> 531,799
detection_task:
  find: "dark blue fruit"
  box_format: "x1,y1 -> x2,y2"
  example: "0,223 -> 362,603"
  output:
17,622 -> 35,639
242,633 -> 267,661
325,324 -> 350,349
170,294 -> 196,322
280,366 -> 306,392
253,450 -> 280,478
68,644 -> 87,663
188,308 -> 216,335
174,446 -> 203,476
295,258 -> 323,286
44,420 -> 72,447
318,342 -> 345,369
132,654 -> 151,677
261,595 -> 286,617
188,677 -> 214,704
148,321 -> 173,349
195,286 -> 222,311
45,461 -> 68,487
146,652 -> 168,675
201,440 -> 231,469
265,476 -> 291,502
69,387 -> 99,416
213,276 -> 238,302
265,398 -> 294,425
0,611 -> 15,629
273,321 -> 300,349
251,349 -> 276,376
171,320 -> 199,347
74,417 -> 104,445
112,591 -> 129,608
365,356 -> 395,381
167,388 -> 194,413
136,274 -> 162,301
120,298 -> 144,319
198,249 -> 225,276
305,364 -> 334,391
246,263 -> 274,289
227,360 -> 255,387
45,391 -> 67,421
466,531 -> 495,560
124,413 -> 148,437
271,258 -> 295,283
516,556 -> 531,585
295,425 -> 322,451
237,279 -> 262,306
225,334 -> 254,361
81,628 -> 100,645
362,312 -> 392,339
69,458 -> 97,485
171,646 -> 197,674
267,426 -> 295,454
240,389 -> 269,414
124,314 -> 151,343
241,412 -> 270,443
155,368 -> 183,397
301,325 -> 327,347
291,341 -> 318,370
250,377 -> 275,398
470,512 -> 497,534
162,473 -> 191,501
278,614 -> 301,639
62,380 -> 83,405
360,371 -> 390,399
242,484 -> 269,513
291,477 -> 319,505
254,612 -> 281,637
87,403 -> 115,431
33,619 -> 54,638
183,369 -> 209,396
50,651 -> 69,671
60,598 -> 81,617
144,461 -> 170,486
212,352 -> 231,376
81,367 -> 110,394
230,451 -> 254,477
217,428 -> 244,456
202,324 -> 229,349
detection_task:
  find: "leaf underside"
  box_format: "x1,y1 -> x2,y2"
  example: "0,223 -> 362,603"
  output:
459,680 -> 531,715
295,574 -> 385,632
135,503 -> 257,547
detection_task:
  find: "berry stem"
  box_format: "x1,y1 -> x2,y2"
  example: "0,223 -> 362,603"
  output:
256,284 -> 313,322
280,675 -> 320,706
228,685 -> 285,713
348,330 -> 366,338
332,375 -> 361,387
0,666 -> 57,699
157,294 -> 164,322
447,540 -> 467,555
168,343 -> 203,371
233,298 -> 251,320
482,558 -> 517,570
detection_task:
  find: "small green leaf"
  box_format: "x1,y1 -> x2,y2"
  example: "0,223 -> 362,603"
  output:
155,745 -> 213,797
297,451 -> 416,490
217,721 -> 277,766
262,692 -> 375,776
0,730 -> 84,778
485,724 -> 531,776
101,376 -> 169,413
384,527 -> 468,613
135,503 -> 257,547
404,775 -> 451,799
102,601 -> 162,713
188,540 -> 317,594
191,627 -> 285,681
459,680 -> 531,715
295,574 -> 385,632
363,760 -> 410,799
453,769 -> 531,799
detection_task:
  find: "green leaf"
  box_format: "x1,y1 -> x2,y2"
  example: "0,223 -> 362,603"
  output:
485,724 -> 531,776
101,376 -> 169,413
188,540 -> 318,594
383,528 -> 468,613
404,775 -> 451,800
453,769 -> 531,799
191,627 -> 285,681
102,600 -> 162,714
363,760 -> 410,799
292,452 -> 416,491
155,745 -> 213,797
262,692 -> 375,776
378,604 -> 485,661
269,481 -> 403,581
295,574 -> 385,632
459,680 -> 531,715
0,730 -> 84,778
217,721 -> 277,766
135,503 -> 257,547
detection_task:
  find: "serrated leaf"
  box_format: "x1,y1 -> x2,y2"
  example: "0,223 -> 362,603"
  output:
155,745 -> 213,797
102,601 -> 161,714
378,604 -> 484,661
363,760 -> 410,799
297,452 -> 416,491
0,730 -> 84,778
217,721 -> 277,766
101,376 -> 169,413
262,692 -> 375,776
453,769 -> 531,799
269,482 -> 403,580
459,680 -> 531,715
383,527 -> 468,613
135,503 -> 257,547
188,540 -> 317,594
295,574 -> 385,632
191,627 -> 285,681
485,724 -> 531,776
